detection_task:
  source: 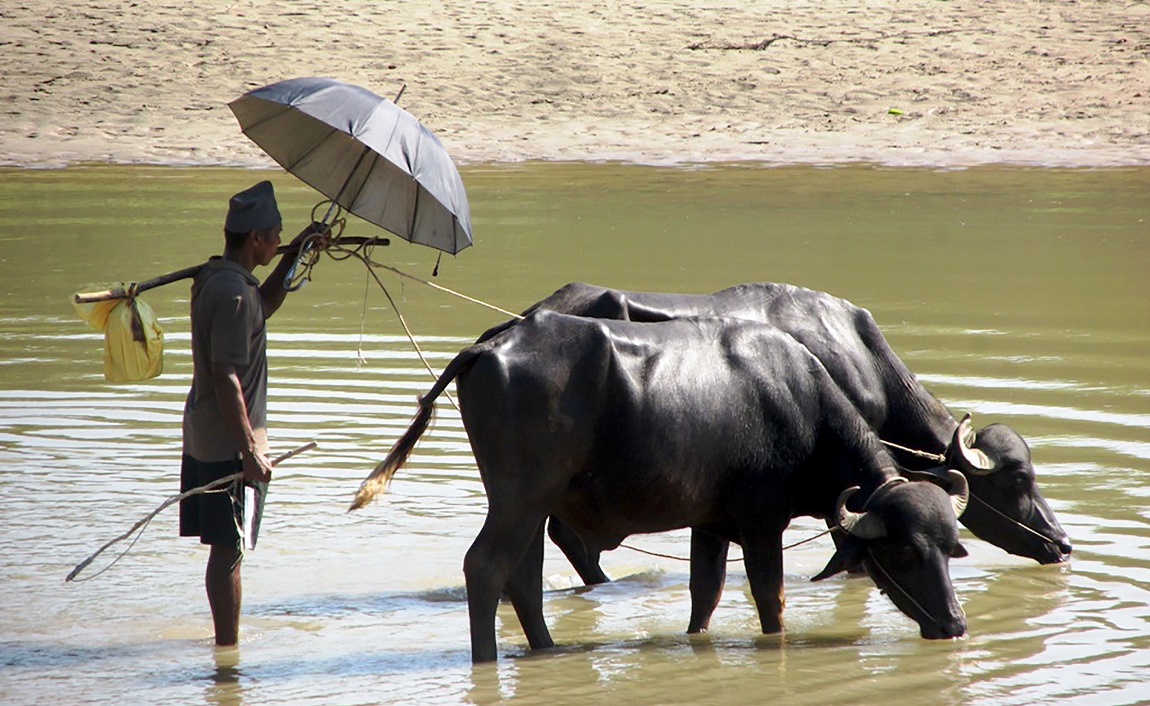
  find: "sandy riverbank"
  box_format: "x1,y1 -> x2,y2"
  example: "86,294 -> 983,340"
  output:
2,0 -> 1148,168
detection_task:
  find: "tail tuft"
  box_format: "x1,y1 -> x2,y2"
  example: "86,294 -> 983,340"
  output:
349,402 -> 435,511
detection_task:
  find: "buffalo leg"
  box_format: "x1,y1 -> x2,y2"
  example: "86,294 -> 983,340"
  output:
464,511 -> 549,662
505,521 -> 554,650
741,533 -> 786,634
547,516 -> 610,585
687,529 -> 729,633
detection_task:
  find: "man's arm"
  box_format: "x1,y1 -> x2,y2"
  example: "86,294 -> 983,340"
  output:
210,363 -> 272,483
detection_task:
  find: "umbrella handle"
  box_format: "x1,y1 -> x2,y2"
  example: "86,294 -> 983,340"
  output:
284,242 -> 314,292
315,199 -> 343,227
284,214 -> 344,291
283,265 -> 305,291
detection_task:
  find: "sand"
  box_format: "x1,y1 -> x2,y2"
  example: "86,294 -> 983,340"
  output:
2,0 -> 1148,168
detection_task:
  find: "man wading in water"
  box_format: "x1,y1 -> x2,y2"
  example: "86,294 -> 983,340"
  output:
179,180 -> 320,646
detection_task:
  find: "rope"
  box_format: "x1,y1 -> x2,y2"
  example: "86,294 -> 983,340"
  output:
880,439 -> 946,464
968,490 -> 1060,545
365,260 -> 523,320
293,232 -> 994,573
346,247 -> 461,413
294,236 -> 972,565
864,547 -> 949,629
288,224 -> 527,412
617,528 -> 835,564
295,226 -> 998,572
287,208 -> 522,321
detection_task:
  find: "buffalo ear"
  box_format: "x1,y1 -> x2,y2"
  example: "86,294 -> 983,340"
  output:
811,542 -> 864,582
950,542 -> 969,559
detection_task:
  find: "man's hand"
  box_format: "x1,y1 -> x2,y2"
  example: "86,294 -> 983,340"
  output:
241,448 -> 273,483
262,221 -> 331,317
286,221 -> 330,252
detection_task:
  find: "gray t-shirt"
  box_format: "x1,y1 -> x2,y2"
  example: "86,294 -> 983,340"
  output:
182,257 -> 269,462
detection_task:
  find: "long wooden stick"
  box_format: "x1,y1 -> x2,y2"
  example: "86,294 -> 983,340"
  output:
72,237 -> 390,303
65,441 -> 317,582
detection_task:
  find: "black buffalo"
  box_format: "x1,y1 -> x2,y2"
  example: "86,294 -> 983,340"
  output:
353,312 -> 971,662
480,282 -> 1071,633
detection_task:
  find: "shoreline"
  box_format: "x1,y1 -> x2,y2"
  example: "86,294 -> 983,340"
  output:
5,149 -> 1144,172
2,1 -> 1147,170
4,127 -> 1147,171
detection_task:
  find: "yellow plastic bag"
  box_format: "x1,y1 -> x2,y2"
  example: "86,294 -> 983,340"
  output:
73,288 -> 164,382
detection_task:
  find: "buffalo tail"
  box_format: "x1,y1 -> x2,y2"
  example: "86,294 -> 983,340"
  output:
348,402 -> 435,511
348,344 -> 487,511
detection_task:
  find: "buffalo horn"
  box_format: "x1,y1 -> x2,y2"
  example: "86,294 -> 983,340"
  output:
834,486 -> 887,539
947,469 -> 970,519
953,413 -> 995,474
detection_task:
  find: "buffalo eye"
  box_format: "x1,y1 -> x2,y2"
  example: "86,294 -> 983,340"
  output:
1002,469 -> 1033,492
991,466 -> 1031,492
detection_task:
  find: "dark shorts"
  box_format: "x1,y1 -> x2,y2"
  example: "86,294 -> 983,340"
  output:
179,454 -> 266,549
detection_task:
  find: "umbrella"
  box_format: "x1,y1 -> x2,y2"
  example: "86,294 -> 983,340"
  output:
229,77 -> 472,255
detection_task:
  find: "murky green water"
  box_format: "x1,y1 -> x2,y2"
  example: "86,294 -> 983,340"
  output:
1,164 -> 1148,705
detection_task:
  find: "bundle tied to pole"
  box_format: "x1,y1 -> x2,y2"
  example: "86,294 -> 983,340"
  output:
73,282 -> 166,383
66,441 -> 317,583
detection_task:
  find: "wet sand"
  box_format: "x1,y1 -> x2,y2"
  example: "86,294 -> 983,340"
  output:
2,0 -> 1148,168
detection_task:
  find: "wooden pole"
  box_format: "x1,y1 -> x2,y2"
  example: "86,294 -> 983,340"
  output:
71,236 -> 389,304
73,264 -> 206,304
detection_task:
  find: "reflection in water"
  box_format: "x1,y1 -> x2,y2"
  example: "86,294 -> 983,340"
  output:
1,165 -> 1148,704
469,563 -> 1066,704
206,647 -> 244,706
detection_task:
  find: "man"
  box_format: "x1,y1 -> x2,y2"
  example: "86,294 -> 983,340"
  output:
179,180 -> 318,647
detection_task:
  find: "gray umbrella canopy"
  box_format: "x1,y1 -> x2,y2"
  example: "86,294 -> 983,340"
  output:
229,77 -> 472,255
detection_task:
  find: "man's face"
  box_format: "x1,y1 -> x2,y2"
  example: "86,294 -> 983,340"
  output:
253,224 -> 283,266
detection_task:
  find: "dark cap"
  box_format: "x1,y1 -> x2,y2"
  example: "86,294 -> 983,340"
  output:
225,180 -> 282,233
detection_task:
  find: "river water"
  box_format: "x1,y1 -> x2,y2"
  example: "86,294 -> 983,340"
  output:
1,164 -> 1148,705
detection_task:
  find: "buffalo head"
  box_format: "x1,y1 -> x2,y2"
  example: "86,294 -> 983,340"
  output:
945,414 -> 1072,564
813,473 -> 969,639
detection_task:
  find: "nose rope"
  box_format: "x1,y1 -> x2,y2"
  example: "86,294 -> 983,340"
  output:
967,491 -> 1061,546
864,548 -> 951,629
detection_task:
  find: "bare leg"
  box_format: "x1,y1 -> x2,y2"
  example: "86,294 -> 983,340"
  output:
687,529 -> 729,633
206,544 -> 242,646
